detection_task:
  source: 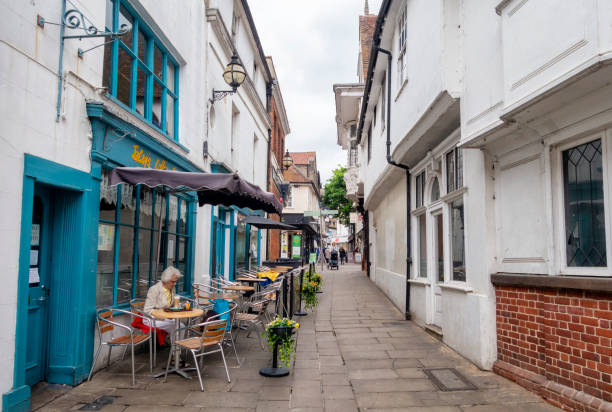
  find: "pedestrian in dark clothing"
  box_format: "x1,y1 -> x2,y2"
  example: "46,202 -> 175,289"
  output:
339,247 -> 347,264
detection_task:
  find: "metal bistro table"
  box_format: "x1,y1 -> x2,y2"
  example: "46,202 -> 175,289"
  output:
151,307 -> 203,379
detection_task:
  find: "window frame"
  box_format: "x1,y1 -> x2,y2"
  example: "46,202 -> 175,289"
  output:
97,171 -> 194,308
104,0 -> 180,141
445,147 -> 463,194
397,2 -> 407,89
553,132 -> 612,277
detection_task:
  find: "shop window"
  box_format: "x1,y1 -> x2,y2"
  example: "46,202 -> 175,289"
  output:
562,139 -> 606,267
235,215 -> 248,272
450,198 -> 465,281
103,0 -> 179,140
249,226 -> 259,269
96,170 -> 193,307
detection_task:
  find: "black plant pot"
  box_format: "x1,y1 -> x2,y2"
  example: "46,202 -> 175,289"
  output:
260,326 -> 295,377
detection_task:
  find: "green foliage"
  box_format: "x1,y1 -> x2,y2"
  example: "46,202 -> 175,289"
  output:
301,278 -> 319,310
262,317 -> 299,367
323,166 -> 353,225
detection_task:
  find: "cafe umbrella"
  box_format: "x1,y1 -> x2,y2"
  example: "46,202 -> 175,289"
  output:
109,167 -> 283,278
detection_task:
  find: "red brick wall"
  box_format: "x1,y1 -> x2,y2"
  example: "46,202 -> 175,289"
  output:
496,286 -> 612,409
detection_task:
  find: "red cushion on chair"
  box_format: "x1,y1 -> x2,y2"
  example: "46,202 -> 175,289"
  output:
131,317 -> 168,345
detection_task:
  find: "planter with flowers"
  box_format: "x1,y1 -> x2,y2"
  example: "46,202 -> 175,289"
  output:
260,317 -> 299,377
310,273 -> 322,292
301,280 -> 319,310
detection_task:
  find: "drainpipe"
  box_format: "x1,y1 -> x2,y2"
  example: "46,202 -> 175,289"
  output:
266,81 -> 273,258
377,47 -> 412,321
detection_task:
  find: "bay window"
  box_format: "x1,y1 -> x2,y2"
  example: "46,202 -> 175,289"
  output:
103,0 -> 179,140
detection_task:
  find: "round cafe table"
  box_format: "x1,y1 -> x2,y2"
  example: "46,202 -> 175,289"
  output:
151,307 -> 203,379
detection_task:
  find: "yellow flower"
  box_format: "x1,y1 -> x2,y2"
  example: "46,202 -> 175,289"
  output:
295,323 -> 300,328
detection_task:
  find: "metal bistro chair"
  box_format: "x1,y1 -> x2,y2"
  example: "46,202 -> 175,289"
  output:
165,319 -> 231,392
130,298 -> 158,367
88,308 -> 152,386
207,300 -> 240,365
234,290 -> 275,349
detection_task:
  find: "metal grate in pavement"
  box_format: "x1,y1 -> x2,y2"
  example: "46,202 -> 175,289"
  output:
423,368 -> 477,391
78,396 -> 119,410
382,321 -> 409,326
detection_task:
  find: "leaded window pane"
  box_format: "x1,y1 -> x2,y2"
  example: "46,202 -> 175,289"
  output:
563,139 -> 606,267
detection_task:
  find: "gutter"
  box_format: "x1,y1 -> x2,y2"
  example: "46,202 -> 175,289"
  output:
356,0 -> 393,144
241,0 -> 273,83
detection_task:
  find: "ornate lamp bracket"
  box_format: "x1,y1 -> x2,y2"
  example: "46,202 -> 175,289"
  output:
42,0 -> 131,122
210,89 -> 237,103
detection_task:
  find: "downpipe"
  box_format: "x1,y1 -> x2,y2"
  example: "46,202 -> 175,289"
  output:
377,47 -> 412,320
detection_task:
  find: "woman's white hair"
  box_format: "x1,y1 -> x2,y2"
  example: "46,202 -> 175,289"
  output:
161,266 -> 183,283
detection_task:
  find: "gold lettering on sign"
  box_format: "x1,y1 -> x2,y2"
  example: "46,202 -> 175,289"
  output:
131,145 -> 177,171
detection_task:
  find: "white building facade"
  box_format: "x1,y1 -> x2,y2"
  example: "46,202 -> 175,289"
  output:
336,1 -> 612,409
0,0 -> 276,409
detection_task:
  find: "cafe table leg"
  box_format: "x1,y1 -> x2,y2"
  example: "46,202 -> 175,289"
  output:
153,318 -> 194,379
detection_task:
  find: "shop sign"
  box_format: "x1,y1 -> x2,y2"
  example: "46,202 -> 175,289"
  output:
131,145 -> 178,171
349,212 -> 358,224
281,233 -> 288,258
292,235 -> 301,259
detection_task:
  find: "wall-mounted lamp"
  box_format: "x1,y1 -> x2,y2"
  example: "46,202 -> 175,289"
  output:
210,52 -> 246,103
282,149 -> 293,170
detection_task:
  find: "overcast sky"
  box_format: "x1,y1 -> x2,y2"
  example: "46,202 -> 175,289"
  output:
249,0 -> 383,185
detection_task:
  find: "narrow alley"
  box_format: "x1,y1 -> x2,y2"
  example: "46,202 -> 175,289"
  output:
34,264 -> 559,412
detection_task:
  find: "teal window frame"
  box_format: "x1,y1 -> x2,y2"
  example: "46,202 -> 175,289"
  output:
97,174 -> 194,308
104,0 -> 180,141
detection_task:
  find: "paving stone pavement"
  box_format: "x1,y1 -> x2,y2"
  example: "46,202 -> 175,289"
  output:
34,264 -> 561,411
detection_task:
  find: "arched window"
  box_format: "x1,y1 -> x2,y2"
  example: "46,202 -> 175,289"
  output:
431,177 -> 440,202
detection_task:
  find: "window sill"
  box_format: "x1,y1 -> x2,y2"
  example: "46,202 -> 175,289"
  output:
439,282 -> 473,293
440,186 -> 467,203
408,278 -> 430,286
102,94 -> 190,154
394,78 -> 409,102
491,272 -> 612,292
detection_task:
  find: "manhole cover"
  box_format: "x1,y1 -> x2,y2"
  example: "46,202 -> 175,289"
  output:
79,396 -> 119,410
423,368 -> 477,391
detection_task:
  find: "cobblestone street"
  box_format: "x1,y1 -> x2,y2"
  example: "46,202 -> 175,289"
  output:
34,264 -> 560,411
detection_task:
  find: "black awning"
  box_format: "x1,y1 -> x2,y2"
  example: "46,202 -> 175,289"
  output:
245,215 -> 296,230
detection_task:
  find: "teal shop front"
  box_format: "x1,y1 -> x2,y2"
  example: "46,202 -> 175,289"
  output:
209,165 -> 262,280
3,103 -> 200,412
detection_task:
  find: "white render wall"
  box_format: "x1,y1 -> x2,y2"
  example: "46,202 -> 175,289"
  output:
370,176 -> 407,310
0,0 -> 273,396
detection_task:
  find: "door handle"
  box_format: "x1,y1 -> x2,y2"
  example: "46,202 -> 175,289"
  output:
37,296 -> 47,302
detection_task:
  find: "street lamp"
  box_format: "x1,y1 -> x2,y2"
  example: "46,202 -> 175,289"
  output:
210,52 -> 246,103
282,149 -> 293,170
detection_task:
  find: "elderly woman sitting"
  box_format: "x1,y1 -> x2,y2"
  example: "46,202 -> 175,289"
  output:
144,266 -> 184,339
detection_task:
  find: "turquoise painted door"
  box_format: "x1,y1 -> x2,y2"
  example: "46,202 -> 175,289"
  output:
25,186 -> 52,386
